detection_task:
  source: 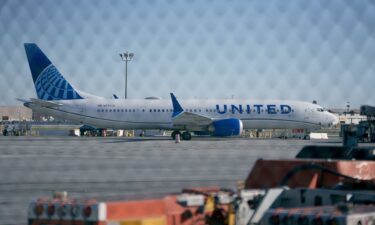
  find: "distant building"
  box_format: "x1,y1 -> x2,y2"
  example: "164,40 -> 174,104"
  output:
0,106 -> 32,121
329,108 -> 366,125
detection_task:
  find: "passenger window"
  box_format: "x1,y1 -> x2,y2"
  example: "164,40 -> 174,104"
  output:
162,109 -> 165,112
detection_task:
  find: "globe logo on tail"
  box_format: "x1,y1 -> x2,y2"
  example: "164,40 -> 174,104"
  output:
35,64 -> 83,100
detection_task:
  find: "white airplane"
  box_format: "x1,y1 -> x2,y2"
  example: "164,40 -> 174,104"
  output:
21,43 -> 338,140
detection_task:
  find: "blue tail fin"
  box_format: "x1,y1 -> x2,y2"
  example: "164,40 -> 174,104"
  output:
24,43 -> 83,100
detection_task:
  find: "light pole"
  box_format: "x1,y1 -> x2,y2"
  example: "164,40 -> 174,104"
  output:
119,51 -> 134,99
346,101 -> 350,113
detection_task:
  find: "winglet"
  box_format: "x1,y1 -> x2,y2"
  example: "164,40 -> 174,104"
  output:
170,93 -> 184,117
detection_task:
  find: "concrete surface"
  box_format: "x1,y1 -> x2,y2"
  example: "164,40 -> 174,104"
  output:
0,136 -> 343,225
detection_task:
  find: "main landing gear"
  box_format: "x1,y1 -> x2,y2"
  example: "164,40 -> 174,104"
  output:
171,131 -> 192,141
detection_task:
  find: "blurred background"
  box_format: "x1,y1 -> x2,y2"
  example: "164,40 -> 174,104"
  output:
2,1 -> 375,224
1,0 -> 375,107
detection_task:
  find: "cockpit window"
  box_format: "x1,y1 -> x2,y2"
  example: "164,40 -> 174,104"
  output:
317,108 -> 324,112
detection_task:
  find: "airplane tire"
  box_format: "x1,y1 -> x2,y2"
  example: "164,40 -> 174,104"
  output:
181,132 -> 192,140
171,131 -> 181,140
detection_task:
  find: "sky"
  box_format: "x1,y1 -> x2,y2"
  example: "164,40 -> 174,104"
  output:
0,0 -> 375,108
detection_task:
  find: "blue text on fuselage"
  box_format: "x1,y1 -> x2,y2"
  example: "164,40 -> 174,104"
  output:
216,104 -> 292,114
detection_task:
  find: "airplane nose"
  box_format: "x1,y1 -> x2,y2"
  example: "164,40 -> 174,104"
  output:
328,113 -> 339,127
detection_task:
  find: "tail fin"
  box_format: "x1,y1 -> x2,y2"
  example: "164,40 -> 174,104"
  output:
24,43 -> 83,100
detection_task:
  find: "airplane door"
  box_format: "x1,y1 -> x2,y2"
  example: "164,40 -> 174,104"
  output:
310,108 -> 318,119
305,108 -> 318,122
74,102 -> 86,124
304,108 -> 310,120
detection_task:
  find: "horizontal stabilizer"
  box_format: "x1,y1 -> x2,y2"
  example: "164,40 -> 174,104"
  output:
16,98 -> 30,103
30,98 -> 63,108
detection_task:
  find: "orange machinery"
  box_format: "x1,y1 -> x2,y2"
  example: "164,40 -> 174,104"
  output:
28,158 -> 375,225
28,187 -> 233,225
245,159 -> 375,189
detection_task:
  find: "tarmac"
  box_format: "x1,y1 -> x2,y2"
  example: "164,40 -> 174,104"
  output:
0,136 -> 344,225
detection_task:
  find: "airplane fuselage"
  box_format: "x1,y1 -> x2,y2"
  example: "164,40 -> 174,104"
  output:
26,98 -> 335,131
22,43 -> 340,139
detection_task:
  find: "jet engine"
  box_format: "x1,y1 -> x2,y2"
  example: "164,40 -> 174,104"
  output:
209,118 -> 243,136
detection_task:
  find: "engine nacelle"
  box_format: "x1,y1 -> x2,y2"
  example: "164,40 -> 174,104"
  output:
210,118 -> 243,137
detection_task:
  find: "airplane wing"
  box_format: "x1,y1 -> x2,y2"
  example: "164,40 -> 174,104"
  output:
172,111 -> 213,126
29,98 -> 63,108
170,93 -> 213,128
